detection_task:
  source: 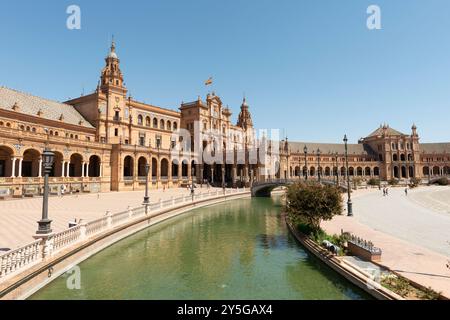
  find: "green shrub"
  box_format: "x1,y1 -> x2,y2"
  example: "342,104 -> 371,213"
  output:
367,178 -> 380,186
409,177 -> 421,188
434,177 -> 449,186
388,178 -> 399,186
352,177 -> 362,189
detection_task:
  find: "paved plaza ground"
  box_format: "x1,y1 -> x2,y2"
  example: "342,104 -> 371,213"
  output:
0,186 -> 222,250
322,185 -> 450,298
1,184 -> 449,298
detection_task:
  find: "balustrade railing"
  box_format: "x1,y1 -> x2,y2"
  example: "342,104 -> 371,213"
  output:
52,226 -> 82,252
86,216 -> 108,236
0,187 -> 249,281
0,239 -> 41,279
111,210 -> 130,226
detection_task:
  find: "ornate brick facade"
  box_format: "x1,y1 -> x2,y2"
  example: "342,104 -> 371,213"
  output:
0,42 -> 448,197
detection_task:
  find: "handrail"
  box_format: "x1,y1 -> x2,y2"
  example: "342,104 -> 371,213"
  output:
0,239 -> 41,279
0,187 -> 250,281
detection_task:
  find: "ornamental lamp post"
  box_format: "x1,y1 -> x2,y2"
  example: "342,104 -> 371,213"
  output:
335,152 -> 340,186
36,148 -> 55,235
143,163 -> 150,212
303,146 -> 308,181
343,134 -> 353,216
317,148 -> 321,183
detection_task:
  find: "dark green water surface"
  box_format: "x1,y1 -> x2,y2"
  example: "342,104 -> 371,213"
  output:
30,197 -> 370,300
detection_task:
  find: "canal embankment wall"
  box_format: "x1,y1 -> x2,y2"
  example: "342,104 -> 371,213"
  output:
285,217 -> 404,300
0,190 -> 251,300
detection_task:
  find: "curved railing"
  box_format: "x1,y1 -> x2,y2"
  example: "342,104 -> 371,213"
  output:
0,187 -> 248,282
0,240 -> 41,279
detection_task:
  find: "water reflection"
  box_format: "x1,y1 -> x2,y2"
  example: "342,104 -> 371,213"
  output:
30,196 -> 370,300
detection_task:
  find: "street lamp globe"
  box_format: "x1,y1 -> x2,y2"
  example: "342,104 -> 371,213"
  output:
42,148 -> 55,171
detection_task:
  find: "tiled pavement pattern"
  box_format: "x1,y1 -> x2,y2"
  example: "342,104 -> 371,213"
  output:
323,186 -> 450,298
0,186 -> 222,250
409,188 -> 450,215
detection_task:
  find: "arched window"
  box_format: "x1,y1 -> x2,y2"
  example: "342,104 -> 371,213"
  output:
160,119 -> 165,130
153,118 -> 158,128
167,121 -> 171,131
374,167 -> 380,176
145,116 -> 150,127
137,115 -> 143,125
173,122 -> 178,130
393,154 -> 398,161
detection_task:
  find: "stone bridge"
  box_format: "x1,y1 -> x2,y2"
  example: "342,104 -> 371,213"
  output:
251,178 -> 348,197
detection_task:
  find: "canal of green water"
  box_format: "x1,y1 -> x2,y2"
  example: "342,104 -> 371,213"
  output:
30,196 -> 370,300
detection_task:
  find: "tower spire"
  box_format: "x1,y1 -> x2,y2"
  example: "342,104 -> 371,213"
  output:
111,35 -> 116,53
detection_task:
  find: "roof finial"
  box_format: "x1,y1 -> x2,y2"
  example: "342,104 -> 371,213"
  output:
111,35 -> 116,52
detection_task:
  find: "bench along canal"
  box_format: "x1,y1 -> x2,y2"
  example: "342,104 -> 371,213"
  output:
30,196 -> 370,300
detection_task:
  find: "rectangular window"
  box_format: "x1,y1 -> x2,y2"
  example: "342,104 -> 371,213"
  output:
114,128 -> 119,137
139,133 -> 146,146
156,135 -> 162,148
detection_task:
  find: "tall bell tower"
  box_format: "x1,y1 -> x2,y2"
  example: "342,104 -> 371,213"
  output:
98,38 -> 128,145
100,38 -> 126,94
236,97 -> 253,130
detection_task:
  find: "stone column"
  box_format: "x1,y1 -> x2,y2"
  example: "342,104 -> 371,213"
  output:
178,162 -> 182,180
168,160 -> 173,188
157,158 -> 161,188
81,162 -> 85,177
99,162 -> 103,178
61,161 -> 65,177
38,159 -> 42,178
18,158 -> 23,177
133,158 -> 138,180
66,162 -> 70,177
11,157 -> 16,178
187,162 -> 192,181
86,162 -> 90,178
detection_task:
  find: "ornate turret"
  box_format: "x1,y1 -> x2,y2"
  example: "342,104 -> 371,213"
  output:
236,97 -> 253,130
100,37 -> 126,93
411,123 -> 418,136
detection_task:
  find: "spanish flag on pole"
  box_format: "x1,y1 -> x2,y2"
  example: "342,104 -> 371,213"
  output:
205,77 -> 213,86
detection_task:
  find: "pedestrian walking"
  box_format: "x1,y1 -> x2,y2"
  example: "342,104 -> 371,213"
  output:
405,188 -> 408,196
383,188 -> 386,196
386,187 -> 389,196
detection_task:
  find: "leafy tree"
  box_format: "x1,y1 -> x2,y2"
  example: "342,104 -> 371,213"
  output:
285,182 -> 343,230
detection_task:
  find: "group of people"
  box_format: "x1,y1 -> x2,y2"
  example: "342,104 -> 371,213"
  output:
382,186 -> 409,196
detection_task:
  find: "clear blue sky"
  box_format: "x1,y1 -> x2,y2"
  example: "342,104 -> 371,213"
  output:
1,0 -> 449,143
